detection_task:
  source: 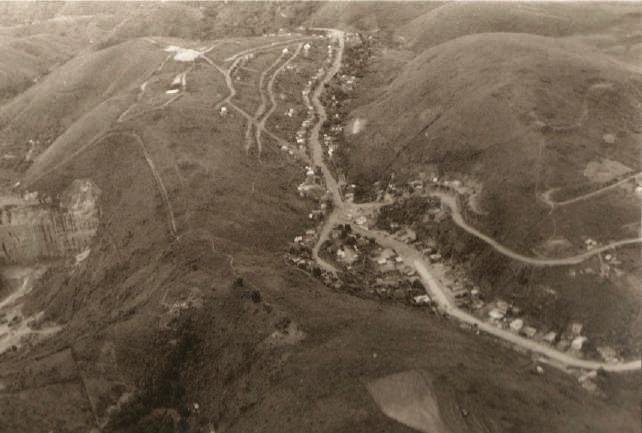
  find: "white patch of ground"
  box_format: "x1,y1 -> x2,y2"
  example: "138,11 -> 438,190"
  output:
583,158 -> 631,183
367,370 -> 448,433
263,321 -> 305,348
75,248 -> 91,265
0,266 -> 62,355
164,45 -> 202,62
602,133 -> 617,144
0,311 -> 62,355
350,117 -> 367,134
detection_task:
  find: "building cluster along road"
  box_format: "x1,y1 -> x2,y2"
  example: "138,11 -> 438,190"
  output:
300,29 -> 641,374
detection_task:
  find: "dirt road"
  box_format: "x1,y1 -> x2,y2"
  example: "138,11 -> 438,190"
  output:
539,171 -> 642,208
431,190 -> 642,266
206,43 -> 310,161
256,43 -> 303,156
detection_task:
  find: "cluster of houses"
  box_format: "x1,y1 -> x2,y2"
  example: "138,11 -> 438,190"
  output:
286,227 -> 344,291
481,299 -> 615,360
297,164 -> 329,202
324,225 -> 435,307
285,219 -> 436,309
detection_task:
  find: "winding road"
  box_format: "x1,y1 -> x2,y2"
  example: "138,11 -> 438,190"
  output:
431,191 -> 642,266
255,43 -> 303,156
309,29 -> 345,274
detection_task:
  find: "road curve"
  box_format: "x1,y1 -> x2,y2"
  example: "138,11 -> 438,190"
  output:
539,171 -> 642,208
431,191 -> 641,266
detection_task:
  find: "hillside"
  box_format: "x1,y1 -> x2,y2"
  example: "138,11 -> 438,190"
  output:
0,33 -> 81,102
305,1 -> 442,34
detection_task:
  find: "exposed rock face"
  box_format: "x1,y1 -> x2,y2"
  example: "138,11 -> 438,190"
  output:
0,179 -> 100,264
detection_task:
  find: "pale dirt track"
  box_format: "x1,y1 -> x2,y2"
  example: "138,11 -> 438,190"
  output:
539,171 -> 642,208
432,191 -> 641,266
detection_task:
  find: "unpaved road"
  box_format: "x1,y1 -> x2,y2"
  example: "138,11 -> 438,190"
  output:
309,30 -> 345,274
256,43 -> 303,156
246,47 -> 291,155
206,42 -> 310,161
223,37 -> 313,62
431,190 -> 642,266
539,171 -> 642,208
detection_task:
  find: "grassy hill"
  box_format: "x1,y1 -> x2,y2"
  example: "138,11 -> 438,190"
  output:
0,33 -> 82,102
397,2 -> 641,50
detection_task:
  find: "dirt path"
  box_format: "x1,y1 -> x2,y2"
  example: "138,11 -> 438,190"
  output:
206,49 -> 309,162
255,43 -> 303,156
245,49 -> 289,154
117,53 -> 174,122
431,190 -> 641,266
128,131 -> 178,237
539,171 -> 642,208
533,81 -> 614,132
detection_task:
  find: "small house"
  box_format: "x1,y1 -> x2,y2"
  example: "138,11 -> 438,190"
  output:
522,326 -> 537,338
509,319 -> 524,333
571,336 -> 587,351
413,294 -> 431,306
543,331 -> 557,344
489,309 -> 505,320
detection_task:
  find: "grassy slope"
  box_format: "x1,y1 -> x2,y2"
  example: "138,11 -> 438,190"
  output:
0,38 -> 167,179
304,1 -> 442,34
398,2 -> 640,50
